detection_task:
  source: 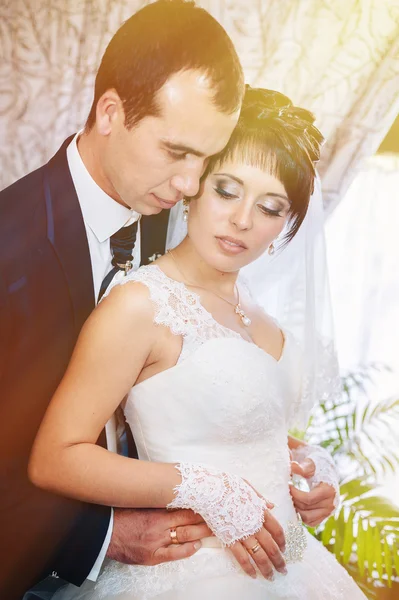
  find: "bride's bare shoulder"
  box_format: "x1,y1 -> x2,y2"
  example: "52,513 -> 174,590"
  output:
95,278 -> 158,330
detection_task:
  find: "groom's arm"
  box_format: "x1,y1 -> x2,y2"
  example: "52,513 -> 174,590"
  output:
52,506 -> 211,585
49,504 -> 211,585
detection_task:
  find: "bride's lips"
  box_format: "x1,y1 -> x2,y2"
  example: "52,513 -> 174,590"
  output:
216,236 -> 247,255
151,193 -> 180,210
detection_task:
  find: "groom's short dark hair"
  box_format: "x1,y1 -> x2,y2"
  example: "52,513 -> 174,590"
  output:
86,0 -> 244,130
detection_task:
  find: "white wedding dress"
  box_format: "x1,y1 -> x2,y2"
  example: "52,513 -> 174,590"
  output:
56,264 -> 366,600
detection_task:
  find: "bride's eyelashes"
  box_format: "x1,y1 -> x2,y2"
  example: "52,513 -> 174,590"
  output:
258,205 -> 284,218
214,186 -> 237,199
214,186 -> 284,218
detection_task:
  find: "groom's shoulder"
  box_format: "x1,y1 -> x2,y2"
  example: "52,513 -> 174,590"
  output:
0,163 -> 46,223
0,165 -> 48,267
0,135 -> 73,224
0,167 -> 48,286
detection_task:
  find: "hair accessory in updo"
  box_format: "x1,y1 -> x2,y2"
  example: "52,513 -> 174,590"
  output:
242,86 -> 323,168
257,107 -> 287,119
257,105 -> 305,121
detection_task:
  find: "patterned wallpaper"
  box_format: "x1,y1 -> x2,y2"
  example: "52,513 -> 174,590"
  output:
1,0 -> 399,211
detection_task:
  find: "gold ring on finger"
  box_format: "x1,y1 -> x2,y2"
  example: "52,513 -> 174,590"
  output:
250,542 -> 261,555
169,528 -> 179,545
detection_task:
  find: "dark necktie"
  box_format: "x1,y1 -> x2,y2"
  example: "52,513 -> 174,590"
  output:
98,220 -> 138,302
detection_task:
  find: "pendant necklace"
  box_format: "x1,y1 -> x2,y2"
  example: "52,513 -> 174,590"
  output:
167,250 -> 252,328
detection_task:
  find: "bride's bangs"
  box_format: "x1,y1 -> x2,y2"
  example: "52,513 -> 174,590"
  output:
231,137 -> 281,177
210,132 -> 278,176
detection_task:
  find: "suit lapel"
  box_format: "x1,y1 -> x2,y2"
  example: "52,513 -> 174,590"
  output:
43,137 -> 95,335
140,209 -> 170,265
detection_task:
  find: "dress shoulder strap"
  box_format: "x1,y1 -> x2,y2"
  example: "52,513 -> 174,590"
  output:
100,265 -> 240,342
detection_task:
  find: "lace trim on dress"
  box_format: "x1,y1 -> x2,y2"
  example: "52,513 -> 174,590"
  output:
101,265 -> 243,361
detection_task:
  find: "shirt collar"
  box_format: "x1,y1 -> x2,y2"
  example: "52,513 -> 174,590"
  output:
66,132 -> 140,243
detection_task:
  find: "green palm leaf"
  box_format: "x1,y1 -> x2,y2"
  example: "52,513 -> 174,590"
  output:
393,543 -> 399,577
384,537 -> 393,587
366,523 -> 374,576
357,521 -> 366,577
374,526 -> 383,581
343,511 -> 355,563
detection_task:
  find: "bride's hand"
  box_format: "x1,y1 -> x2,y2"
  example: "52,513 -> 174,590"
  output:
167,463 -> 283,546
229,509 -> 287,580
290,443 -> 340,526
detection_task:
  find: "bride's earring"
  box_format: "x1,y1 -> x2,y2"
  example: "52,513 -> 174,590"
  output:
268,242 -> 275,256
183,199 -> 189,222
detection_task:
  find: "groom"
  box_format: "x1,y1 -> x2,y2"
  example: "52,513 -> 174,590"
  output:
0,2 -> 243,599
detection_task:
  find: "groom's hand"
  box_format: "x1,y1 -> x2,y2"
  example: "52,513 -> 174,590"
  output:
107,508 -> 211,565
289,459 -> 336,527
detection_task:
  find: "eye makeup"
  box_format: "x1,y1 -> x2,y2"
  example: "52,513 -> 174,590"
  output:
212,173 -> 290,217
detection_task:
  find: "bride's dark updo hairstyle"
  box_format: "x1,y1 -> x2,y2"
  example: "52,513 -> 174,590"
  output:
207,86 -> 324,244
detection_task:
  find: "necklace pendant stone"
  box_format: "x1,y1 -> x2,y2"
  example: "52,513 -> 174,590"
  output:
235,304 -> 251,327
241,315 -> 252,327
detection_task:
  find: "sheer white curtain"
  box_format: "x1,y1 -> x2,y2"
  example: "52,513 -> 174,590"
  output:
326,154 -> 399,400
325,153 -> 399,500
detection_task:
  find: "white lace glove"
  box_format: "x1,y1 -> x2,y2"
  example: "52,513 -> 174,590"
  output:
292,444 -> 340,509
167,463 -> 267,546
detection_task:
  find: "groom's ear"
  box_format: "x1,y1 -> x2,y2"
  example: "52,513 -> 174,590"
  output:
96,89 -> 124,136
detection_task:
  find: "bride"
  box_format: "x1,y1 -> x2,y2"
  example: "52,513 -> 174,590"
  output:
29,87 -> 366,599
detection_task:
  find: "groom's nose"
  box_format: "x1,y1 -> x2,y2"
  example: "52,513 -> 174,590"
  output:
171,162 -> 203,197
171,174 -> 200,197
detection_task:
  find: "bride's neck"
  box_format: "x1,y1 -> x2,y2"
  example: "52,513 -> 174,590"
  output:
169,237 -> 239,297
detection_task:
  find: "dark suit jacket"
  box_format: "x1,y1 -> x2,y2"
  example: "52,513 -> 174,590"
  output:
0,137 -> 170,600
